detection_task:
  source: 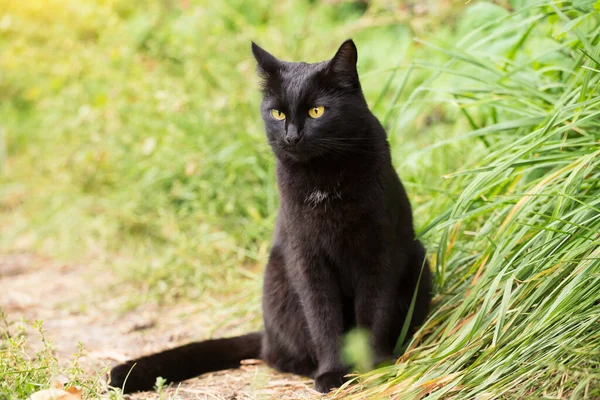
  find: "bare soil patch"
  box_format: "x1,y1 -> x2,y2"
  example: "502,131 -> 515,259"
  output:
0,253 -> 319,399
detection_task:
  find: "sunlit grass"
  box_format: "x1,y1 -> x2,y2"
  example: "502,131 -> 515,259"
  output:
0,309 -> 116,399
334,2 -> 600,399
0,0 -> 458,306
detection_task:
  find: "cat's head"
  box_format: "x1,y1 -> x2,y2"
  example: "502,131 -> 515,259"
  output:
252,39 -> 372,163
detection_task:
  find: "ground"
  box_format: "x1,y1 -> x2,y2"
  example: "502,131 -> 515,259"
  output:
0,253 -> 320,400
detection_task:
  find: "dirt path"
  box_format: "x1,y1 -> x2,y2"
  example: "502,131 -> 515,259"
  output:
0,253 -> 319,399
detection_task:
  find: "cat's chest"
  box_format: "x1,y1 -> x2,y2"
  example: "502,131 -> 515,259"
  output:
276,162 -> 384,245
278,170 -> 361,211
282,185 -> 380,243
282,182 -> 357,219
281,199 -> 384,274
303,186 -> 342,208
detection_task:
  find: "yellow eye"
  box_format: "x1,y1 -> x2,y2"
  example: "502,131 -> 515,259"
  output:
270,109 -> 286,120
308,106 -> 325,119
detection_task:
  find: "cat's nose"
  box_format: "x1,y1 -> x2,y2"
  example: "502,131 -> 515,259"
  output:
284,135 -> 301,145
284,125 -> 302,145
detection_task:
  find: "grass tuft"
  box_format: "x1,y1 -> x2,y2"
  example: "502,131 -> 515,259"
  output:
333,2 -> 600,398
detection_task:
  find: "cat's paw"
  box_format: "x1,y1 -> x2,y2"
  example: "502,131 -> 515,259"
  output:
314,370 -> 347,393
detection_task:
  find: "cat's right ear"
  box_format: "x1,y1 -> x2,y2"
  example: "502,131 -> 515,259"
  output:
327,39 -> 360,90
251,42 -> 281,78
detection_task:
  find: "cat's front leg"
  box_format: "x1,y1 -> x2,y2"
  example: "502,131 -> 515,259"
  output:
289,255 -> 347,393
354,256 -> 401,366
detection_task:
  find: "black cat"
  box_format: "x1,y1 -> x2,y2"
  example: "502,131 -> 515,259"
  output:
109,39 -> 432,394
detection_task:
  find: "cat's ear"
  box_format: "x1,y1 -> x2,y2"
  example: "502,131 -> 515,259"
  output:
327,39 -> 359,88
251,41 -> 281,77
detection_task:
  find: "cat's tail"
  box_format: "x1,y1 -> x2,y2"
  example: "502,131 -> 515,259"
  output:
109,331 -> 263,393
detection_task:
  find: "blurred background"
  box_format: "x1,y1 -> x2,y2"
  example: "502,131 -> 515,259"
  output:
0,0 -> 475,307
1,1 -> 599,399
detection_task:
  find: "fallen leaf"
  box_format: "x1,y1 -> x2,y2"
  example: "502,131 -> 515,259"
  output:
28,382 -> 82,400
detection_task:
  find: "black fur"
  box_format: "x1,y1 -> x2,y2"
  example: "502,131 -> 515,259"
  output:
110,39 -> 432,394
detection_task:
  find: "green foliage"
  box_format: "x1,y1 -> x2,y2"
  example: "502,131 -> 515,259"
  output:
343,328 -> 374,374
334,1 -> 600,399
0,0 -> 455,307
0,308 -> 110,399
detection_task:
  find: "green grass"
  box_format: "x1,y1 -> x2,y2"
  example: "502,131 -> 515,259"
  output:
334,1 -> 600,398
0,0 -> 460,307
1,0 -> 599,398
0,310 -> 110,399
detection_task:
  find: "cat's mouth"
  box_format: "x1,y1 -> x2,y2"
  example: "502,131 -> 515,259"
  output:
276,139 -> 320,162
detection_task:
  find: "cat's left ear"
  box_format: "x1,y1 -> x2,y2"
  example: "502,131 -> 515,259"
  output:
251,41 -> 281,78
327,39 -> 360,88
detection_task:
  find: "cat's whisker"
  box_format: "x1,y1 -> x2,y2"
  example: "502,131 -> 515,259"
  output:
311,142 -> 381,156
